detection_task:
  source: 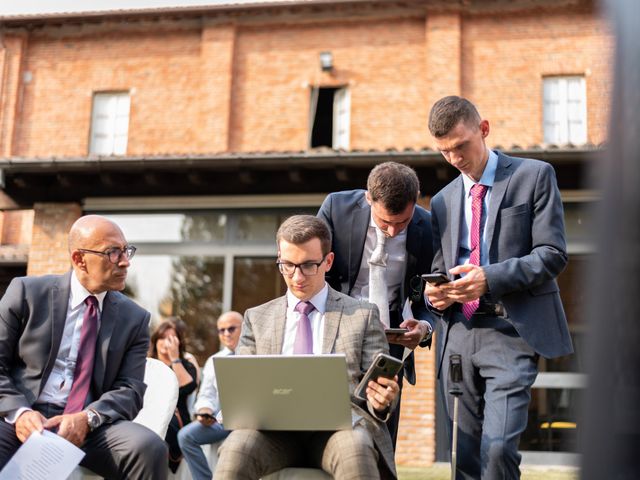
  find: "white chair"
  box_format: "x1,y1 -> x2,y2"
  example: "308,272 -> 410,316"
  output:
69,357 -> 179,479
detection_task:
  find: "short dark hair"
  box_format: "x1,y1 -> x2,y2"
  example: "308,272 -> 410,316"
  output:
428,95 -> 481,138
367,162 -> 419,214
276,215 -> 332,256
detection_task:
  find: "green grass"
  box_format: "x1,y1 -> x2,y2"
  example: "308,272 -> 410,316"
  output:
398,464 -> 579,480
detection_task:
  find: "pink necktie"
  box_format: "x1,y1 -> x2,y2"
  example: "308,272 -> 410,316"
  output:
64,296 -> 99,414
293,301 -> 315,354
462,184 -> 488,320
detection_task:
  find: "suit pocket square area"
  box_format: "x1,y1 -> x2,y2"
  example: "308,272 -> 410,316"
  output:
499,203 -> 529,218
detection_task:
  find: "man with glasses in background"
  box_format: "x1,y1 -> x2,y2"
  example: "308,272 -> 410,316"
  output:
318,161 -> 435,447
178,311 -> 243,480
0,214 -> 168,479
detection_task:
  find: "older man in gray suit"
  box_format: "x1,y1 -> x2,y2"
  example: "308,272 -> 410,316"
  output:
425,96 -> 573,479
214,215 -> 399,480
0,215 -> 168,479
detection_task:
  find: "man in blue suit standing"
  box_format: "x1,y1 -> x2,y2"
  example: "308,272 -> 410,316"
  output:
425,96 -> 573,479
318,161 -> 435,448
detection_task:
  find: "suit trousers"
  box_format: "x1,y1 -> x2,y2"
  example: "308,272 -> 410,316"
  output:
0,405 -> 168,480
440,312 -> 538,480
213,425 -> 380,480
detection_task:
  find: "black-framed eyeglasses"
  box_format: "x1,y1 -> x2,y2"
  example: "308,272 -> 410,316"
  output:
78,245 -> 137,264
277,256 -> 327,277
217,326 -> 238,335
409,275 -> 425,303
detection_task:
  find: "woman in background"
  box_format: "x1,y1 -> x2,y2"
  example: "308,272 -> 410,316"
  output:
149,318 -> 199,473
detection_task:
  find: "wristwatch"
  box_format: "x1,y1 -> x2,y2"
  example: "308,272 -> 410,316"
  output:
85,409 -> 102,432
418,322 -> 433,348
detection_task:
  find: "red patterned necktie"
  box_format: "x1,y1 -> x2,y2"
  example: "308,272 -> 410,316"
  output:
64,295 -> 99,414
462,184 -> 488,320
293,301 -> 315,354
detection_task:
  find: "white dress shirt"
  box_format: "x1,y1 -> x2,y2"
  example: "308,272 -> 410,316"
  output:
5,271 -> 106,423
281,284 -> 329,355
194,346 -> 234,424
351,217 -> 407,306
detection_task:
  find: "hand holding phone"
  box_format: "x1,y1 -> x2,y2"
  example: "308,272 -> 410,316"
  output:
384,328 -> 409,335
421,273 -> 451,285
354,353 -> 403,401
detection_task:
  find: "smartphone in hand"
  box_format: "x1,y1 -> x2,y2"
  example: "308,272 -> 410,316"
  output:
421,273 -> 451,285
354,352 -> 403,401
384,328 -> 409,335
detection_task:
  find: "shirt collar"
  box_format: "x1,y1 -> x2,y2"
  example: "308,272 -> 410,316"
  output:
462,149 -> 498,194
70,271 -> 107,312
287,283 -> 329,314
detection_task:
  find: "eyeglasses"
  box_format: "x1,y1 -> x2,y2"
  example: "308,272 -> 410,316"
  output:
277,256 -> 327,277
78,245 -> 137,264
217,326 -> 238,335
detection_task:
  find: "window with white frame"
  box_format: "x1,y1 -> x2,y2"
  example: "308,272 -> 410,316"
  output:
309,86 -> 350,150
543,76 -> 587,145
89,92 -> 130,155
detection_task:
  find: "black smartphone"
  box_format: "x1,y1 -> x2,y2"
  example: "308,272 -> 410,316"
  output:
354,352 -> 403,401
421,273 -> 451,285
384,328 -> 409,335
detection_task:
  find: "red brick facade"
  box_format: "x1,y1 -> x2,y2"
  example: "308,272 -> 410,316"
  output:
0,1 -> 612,467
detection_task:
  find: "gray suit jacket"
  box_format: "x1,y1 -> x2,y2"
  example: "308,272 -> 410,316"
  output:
431,151 -> 573,359
239,287 -> 397,479
318,189 -> 435,384
0,271 -> 151,422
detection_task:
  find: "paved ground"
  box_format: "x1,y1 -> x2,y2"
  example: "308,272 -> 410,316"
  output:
398,464 -> 579,480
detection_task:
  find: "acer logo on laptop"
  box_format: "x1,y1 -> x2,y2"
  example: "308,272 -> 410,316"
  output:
272,388 -> 293,395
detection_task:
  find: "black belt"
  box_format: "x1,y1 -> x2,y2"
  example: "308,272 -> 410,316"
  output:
453,301 -> 505,317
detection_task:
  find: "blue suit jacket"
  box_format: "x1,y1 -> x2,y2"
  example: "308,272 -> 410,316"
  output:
430,152 -> 573,359
318,189 -> 435,384
0,271 -> 151,422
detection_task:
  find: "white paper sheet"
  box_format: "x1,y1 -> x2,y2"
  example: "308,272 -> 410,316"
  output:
0,430 -> 85,480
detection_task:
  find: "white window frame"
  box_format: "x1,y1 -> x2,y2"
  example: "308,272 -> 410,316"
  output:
543,76 -> 587,145
89,92 -> 130,155
332,87 -> 350,150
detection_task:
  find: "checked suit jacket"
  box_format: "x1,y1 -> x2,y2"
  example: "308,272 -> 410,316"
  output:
238,286 -> 397,479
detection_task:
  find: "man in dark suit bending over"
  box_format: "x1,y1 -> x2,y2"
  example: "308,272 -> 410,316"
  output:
0,215 -> 167,479
318,161 -> 435,447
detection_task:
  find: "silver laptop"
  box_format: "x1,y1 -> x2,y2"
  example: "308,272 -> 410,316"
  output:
214,354 -> 352,431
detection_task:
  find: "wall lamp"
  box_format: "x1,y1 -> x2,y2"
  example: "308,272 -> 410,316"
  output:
319,51 -> 334,72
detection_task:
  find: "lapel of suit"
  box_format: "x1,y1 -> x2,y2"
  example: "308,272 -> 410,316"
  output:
42,272 -> 72,390
485,153 -> 512,257
270,297 -> 288,355
93,291 -> 118,390
449,178 -> 464,269
322,288 -> 342,354
348,196 -> 370,292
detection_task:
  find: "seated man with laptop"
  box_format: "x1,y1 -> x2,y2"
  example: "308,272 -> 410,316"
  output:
213,215 -> 399,480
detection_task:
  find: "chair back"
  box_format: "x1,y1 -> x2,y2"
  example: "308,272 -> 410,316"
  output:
133,357 -> 179,437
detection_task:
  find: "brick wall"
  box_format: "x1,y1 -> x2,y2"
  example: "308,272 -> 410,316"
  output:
28,203 -> 81,276
1,210 -> 34,245
5,9 -> 612,158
